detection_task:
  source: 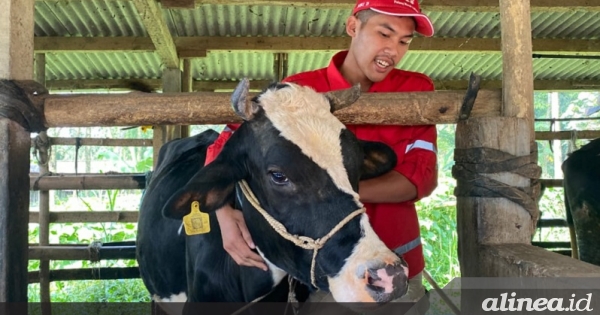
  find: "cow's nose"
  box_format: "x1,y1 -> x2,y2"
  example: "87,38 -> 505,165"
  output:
364,262 -> 409,302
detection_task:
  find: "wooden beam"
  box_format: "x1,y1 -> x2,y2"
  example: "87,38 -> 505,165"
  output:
477,244 -> 600,276
42,89 -> 502,127
0,0 -> 34,306
535,130 -> 600,141
132,0 -> 179,68
181,59 -> 193,138
35,0 -> 600,12
34,37 -> 155,53
34,37 -> 600,55
153,68 -> 182,167
29,245 -> 136,260
30,174 -> 146,190
162,0 -> 195,8
459,243 -> 600,315
501,0 -> 534,120
30,211 -> 139,223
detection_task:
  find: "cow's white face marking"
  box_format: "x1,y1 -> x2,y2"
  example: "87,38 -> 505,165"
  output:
256,247 -> 288,287
327,215 -> 403,302
259,84 -> 361,204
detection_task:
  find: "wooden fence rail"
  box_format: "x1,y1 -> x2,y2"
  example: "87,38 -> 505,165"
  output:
43,90 -> 503,127
29,211 -> 139,223
30,132 -> 600,148
45,137 -> 152,147
28,267 -> 140,284
29,244 -> 136,261
30,174 -> 147,190
539,178 -> 563,188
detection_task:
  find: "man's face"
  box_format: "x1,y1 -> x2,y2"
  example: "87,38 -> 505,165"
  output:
348,13 -> 416,83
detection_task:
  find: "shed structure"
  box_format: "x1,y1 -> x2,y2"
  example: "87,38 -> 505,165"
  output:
1,0 -> 600,312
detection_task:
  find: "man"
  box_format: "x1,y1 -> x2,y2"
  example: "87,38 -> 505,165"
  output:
209,0 -> 438,303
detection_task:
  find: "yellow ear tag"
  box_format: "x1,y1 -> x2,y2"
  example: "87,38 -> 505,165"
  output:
183,201 -> 210,235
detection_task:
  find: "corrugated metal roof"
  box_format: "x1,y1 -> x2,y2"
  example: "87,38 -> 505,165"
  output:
34,1 -> 600,39
44,51 -> 600,84
193,52 -> 275,80
34,1 -> 600,87
35,0 -> 147,37
46,52 -> 161,80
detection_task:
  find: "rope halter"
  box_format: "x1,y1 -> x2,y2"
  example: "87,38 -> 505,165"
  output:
238,179 -> 365,289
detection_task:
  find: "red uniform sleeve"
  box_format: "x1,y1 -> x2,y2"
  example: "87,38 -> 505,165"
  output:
394,125 -> 438,200
393,75 -> 438,201
204,124 -> 240,166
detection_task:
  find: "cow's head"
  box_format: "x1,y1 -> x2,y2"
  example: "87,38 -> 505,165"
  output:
163,79 -> 408,304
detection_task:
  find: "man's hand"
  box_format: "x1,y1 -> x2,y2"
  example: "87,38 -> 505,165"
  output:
215,204 -> 268,271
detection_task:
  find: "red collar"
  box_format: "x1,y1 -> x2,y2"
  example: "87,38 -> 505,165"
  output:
325,50 -> 397,92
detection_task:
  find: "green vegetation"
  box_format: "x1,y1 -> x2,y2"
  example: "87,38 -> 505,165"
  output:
27,92 -> 599,303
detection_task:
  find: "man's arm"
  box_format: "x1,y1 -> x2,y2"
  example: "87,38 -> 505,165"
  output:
359,124 -> 438,205
358,170 -> 416,203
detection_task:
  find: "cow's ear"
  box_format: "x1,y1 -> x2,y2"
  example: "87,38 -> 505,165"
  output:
162,159 -> 246,220
231,78 -> 259,121
359,140 -> 397,180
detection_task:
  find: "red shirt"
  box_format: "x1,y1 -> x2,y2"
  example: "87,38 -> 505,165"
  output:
206,51 -> 438,279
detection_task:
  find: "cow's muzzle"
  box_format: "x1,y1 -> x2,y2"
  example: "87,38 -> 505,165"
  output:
363,259 -> 409,303
357,257 -> 408,303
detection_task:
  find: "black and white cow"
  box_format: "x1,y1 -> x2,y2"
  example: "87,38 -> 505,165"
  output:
136,79 -> 409,313
562,137 -> 600,266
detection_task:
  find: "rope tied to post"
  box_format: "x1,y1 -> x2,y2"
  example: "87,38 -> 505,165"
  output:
0,80 -> 48,132
32,132 -> 52,167
238,179 -> 365,289
88,240 -> 102,263
452,146 -> 542,229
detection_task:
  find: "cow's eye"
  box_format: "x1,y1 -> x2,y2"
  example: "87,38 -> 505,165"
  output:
269,171 -> 289,185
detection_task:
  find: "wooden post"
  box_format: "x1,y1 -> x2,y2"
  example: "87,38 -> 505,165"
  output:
0,0 -> 34,308
273,53 -> 288,82
34,53 -> 52,314
153,68 -> 182,167
550,92 -> 563,178
455,0 -> 537,277
181,59 -> 193,138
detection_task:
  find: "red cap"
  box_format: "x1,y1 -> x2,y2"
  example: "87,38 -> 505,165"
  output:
352,0 -> 434,37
